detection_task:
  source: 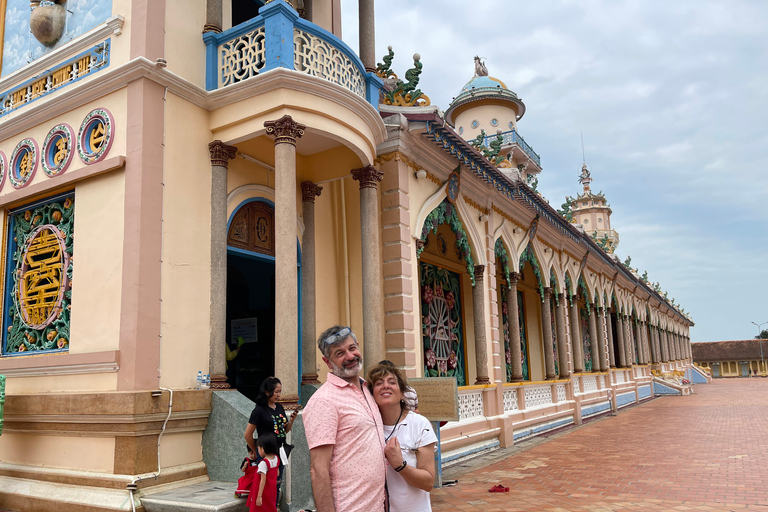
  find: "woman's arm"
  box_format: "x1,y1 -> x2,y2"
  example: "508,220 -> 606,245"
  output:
244,423 -> 257,454
285,408 -> 298,433
384,438 -> 435,492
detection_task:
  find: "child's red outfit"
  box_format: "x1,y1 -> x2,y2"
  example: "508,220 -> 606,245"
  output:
247,455 -> 279,512
235,458 -> 258,497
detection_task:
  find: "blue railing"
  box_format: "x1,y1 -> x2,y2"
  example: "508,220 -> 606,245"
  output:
482,129 -> 541,167
203,0 -> 383,108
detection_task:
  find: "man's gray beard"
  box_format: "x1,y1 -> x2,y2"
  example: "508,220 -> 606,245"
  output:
331,358 -> 362,379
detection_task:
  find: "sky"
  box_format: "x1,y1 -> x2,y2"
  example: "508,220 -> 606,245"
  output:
342,0 -> 768,342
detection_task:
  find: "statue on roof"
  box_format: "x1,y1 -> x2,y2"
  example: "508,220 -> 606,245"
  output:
578,163 -> 591,185
383,53 -> 431,107
474,56 -> 488,77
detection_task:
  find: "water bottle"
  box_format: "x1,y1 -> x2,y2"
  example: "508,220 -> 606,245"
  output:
204,374 -> 211,389
196,371 -> 202,390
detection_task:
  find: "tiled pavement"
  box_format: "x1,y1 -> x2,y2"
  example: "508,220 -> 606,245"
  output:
432,379 -> 768,512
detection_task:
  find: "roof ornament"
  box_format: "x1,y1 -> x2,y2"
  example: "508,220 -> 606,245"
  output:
474,56 -> 488,77
383,53 -> 431,107
375,46 -> 397,80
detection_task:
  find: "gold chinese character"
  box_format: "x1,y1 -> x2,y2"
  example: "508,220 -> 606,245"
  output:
54,138 -> 68,165
89,121 -> 105,152
19,152 -> 32,177
20,228 -> 63,326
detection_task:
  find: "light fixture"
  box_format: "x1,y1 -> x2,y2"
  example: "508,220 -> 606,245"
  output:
415,169 -> 427,180
479,214 -> 489,223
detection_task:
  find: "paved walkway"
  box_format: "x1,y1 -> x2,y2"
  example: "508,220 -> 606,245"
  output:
432,379 -> 768,512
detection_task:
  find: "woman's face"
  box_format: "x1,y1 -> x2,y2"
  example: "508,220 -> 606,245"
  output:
269,383 -> 282,404
372,373 -> 403,408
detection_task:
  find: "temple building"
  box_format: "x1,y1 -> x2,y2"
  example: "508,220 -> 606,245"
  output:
0,1 -> 700,511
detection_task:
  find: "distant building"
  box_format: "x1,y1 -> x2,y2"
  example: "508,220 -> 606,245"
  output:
693,340 -> 767,377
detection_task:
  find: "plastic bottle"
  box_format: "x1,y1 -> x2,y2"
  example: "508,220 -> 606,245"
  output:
196,371 -> 202,390
204,374 -> 211,389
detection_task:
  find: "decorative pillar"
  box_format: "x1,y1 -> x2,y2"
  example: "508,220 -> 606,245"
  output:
508,273 -> 523,382
208,140 -> 237,389
634,321 -> 644,364
264,115 -> 305,408
555,294 -> 569,378
649,326 -> 658,364
606,310 -> 616,368
587,305 -> 600,372
595,306 -> 608,371
471,266 -> 491,385
541,288 -> 556,380
204,0 -> 222,33
300,181 -> 322,385
661,329 -> 670,362
358,0 -> 376,71
352,165 -> 385,370
570,299 -> 584,373
624,316 -> 633,364
615,313 -> 627,368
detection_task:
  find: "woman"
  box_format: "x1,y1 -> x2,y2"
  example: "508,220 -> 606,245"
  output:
244,377 -> 298,504
368,363 -> 437,512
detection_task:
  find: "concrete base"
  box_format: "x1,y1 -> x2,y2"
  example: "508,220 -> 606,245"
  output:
202,391 -> 256,483
141,481 -> 247,512
286,413 -> 315,512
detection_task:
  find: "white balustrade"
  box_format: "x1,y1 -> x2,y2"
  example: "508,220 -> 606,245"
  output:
523,385 -> 552,410
503,388 -> 518,412
615,371 -> 625,384
582,375 -> 598,393
294,29 -> 366,97
457,390 -> 484,421
219,26 -> 266,87
556,384 -> 567,402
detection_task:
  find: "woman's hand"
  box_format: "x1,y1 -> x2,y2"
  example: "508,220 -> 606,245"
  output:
384,437 -> 403,468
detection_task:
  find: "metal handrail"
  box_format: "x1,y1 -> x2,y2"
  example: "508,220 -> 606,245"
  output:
482,129 -> 541,166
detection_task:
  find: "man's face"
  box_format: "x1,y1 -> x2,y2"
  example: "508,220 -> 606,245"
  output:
323,336 -> 362,379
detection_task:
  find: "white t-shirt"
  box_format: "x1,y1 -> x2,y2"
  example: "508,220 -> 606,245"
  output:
257,455 -> 279,474
382,411 -> 438,512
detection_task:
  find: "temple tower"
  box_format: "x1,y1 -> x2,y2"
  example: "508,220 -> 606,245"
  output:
569,164 -> 620,253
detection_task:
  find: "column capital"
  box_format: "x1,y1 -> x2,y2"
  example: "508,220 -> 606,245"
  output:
509,271 -> 521,284
351,165 -> 384,189
543,287 -> 552,299
208,140 -> 237,168
264,115 -> 306,145
414,238 -> 426,252
301,181 -> 323,203
473,264 -> 485,281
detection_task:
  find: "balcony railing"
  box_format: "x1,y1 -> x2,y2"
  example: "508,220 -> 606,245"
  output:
203,0 -> 382,107
482,129 -> 541,167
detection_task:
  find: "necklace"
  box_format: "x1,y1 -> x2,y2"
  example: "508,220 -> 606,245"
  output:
385,409 -> 404,442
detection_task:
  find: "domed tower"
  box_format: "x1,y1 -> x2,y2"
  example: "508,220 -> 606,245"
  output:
569,164 -> 620,253
445,57 -> 541,181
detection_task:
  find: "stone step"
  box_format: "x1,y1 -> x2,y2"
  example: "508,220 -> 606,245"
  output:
141,481 -> 248,512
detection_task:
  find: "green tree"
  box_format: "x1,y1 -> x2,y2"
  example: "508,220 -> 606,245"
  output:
757,329 -> 768,339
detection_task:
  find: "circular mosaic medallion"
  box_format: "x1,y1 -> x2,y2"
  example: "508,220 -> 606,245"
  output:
77,108 -> 114,164
458,126 -> 463,135
9,138 -> 39,189
471,120 -> 479,129
490,118 -> 499,127
41,123 -> 74,177
0,151 -> 6,192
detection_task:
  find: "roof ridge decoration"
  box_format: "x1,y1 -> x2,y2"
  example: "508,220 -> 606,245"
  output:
379,49 -> 431,107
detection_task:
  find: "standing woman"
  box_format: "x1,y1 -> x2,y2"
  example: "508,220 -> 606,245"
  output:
244,377 -> 298,504
368,363 -> 437,512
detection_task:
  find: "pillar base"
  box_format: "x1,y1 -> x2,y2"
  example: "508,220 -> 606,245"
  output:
210,375 -> 231,389
474,378 -> 491,385
301,374 -> 321,386
511,378 -> 524,383
546,376 -> 557,380
277,394 -> 301,411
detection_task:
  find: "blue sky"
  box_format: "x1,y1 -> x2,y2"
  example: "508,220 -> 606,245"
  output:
342,0 -> 768,342
2,0 -> 112,76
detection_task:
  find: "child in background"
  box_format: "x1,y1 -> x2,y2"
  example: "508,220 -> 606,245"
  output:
235,445 -> 258,498
247,433 -> 280,512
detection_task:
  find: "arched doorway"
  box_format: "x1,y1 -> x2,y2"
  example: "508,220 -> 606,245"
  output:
225,199 -> 278,400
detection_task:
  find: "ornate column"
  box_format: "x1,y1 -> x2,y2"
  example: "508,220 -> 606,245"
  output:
606,310 -> 616,368
649,326 -> 658,364
634,321 -> 644,364
615,313 -> 627,367
661,329 -> 669,362
265,115 -> 305,407
587,305 -> 600,372
301,181 -> 322,385
595,306 -> 608,371
625,316 -> 634,364
541,288 -> 556,380
570,299 -> 584,373
358,0 -> 376,71
555,293 -> 569,377
352,165 -> 385,370
508,273 -> 524,381
471,266 -> 491,385
208,140 -> 237,389
204,0 -> 223,33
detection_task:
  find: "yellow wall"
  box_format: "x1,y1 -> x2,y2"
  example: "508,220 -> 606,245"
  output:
453,104 -> 518,142
0,433 -> 115,472
164,0 -> 206,88
159,432 -> 203,468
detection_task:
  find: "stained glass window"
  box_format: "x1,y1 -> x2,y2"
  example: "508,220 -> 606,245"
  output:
2,193 -> 74,355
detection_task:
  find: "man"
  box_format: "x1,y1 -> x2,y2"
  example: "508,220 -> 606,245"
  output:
303,326 -> 386,512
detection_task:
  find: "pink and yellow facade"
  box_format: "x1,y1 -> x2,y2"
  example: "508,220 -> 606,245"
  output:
0,1 -> 696,510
